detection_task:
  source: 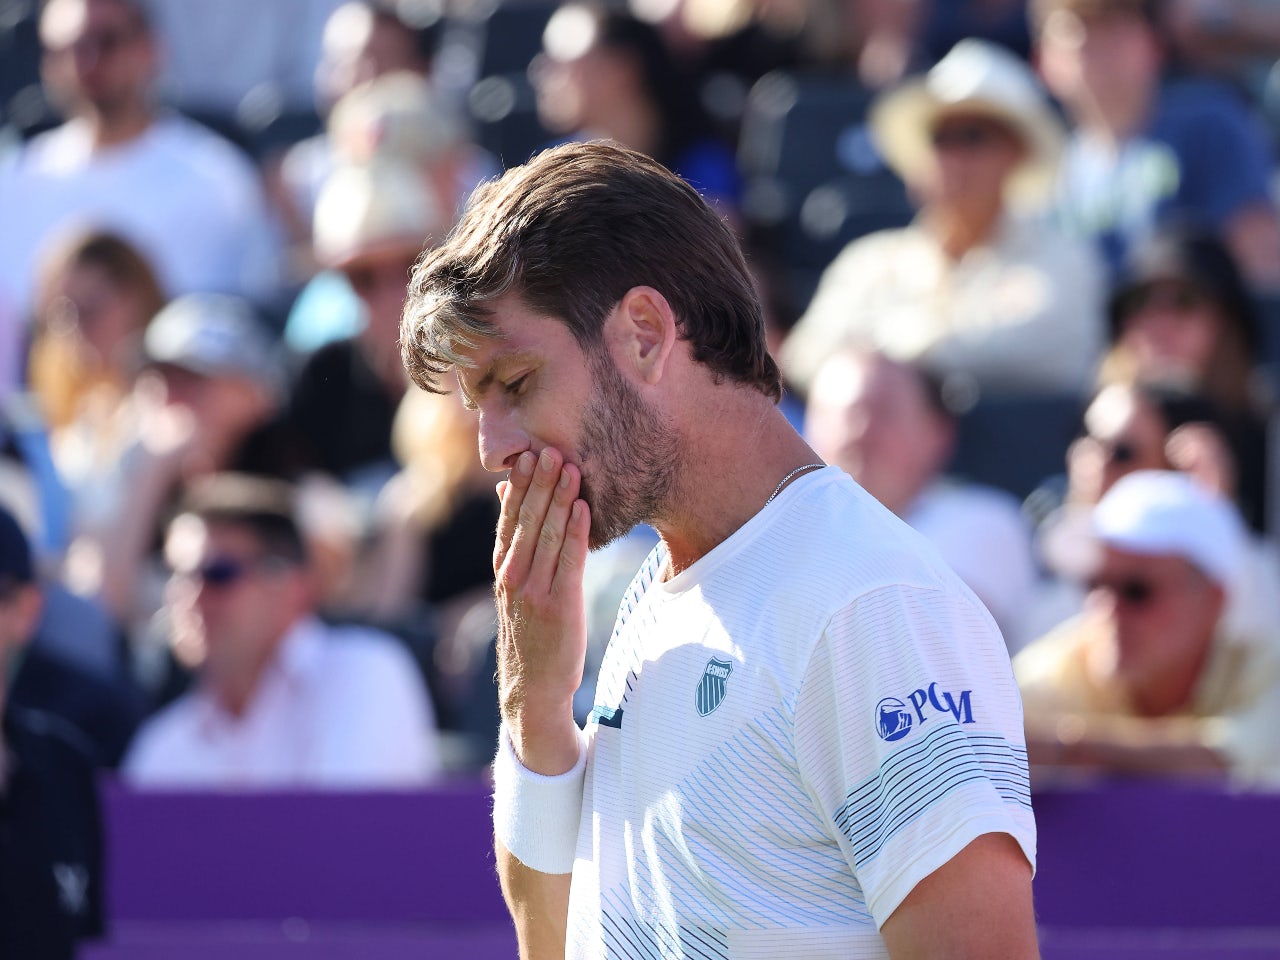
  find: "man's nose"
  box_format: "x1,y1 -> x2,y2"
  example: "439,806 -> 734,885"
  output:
478,412 -> 530,474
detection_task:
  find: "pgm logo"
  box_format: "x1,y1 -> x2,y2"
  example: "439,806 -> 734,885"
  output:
875,698 -> 913,741
874,683 -> 975,741
695,657 -> 734,716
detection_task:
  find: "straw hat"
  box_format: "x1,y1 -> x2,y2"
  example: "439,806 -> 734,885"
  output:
870,39 -> 1066,210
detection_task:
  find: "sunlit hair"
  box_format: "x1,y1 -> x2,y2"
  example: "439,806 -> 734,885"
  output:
400,140 -> 780,401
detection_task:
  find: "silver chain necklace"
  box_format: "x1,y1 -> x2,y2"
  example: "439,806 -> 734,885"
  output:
766,463 -> 826,505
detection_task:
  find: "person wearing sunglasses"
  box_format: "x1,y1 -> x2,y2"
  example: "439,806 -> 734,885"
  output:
1014,470 -> 1280,786
121,473 -> 440,788
783,38 -> 1105,397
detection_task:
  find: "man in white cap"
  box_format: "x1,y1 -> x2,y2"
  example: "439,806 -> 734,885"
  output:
1015,470 -> 1280,786
782,38 -> 1105,396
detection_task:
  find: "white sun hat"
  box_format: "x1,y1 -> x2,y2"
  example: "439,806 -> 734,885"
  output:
869,39 -> 1066,211
313,160 -> 442,269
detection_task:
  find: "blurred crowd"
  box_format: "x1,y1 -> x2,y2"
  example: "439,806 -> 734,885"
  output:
3,0 -> 1280,945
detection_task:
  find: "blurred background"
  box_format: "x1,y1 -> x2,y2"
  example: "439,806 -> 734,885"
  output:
2,0 -> 1280,956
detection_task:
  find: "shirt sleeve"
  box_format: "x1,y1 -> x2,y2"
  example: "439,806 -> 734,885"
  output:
793,582 -> 1036,928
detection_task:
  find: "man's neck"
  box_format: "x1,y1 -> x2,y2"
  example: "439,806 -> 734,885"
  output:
927,203 -> 1004,260
83,105 -> 154,151
1073,87 -> 1154,147
654,389 -> 822,576
208,628 -> 293,720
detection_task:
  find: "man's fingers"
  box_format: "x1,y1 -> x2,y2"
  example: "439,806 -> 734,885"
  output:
502,447 -> 564,581
494,451 -> 536,571
551,498 -> 591,600
527,462 -> 582,593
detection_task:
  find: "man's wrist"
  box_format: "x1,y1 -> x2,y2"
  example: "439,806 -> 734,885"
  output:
504,696 -> 581,776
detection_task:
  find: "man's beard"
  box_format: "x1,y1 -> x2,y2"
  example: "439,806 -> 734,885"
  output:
578,350 -> 678,550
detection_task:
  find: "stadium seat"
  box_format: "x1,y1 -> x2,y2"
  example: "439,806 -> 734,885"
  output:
948,389 -> 1084,502
738,70 -> 914,308
467,71 -> 551,169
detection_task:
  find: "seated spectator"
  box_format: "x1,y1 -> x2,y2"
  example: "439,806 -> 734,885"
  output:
0,508 -> 104,958
284,70 -> 488,352
1033,0 -> 1280,287
27,230 -> 165,433
0,0 -> 281,320
1016,470 -> 1280,787
1026,379 -> 1278,637
272,1 -> 439,251
532,3 -> 741,211
122,473 -> 441,788
63,293 -> 289,633
782,39 -> 1104,396
1099,227 -> 1269,528
1,504 -> 140,767
285,160 -> 441,489
805,345 -> 1037,647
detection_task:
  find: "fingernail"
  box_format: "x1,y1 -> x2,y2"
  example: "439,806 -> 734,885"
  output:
517,452 -> 534,475
559,469 -> 570,489
539,449 -> 554,472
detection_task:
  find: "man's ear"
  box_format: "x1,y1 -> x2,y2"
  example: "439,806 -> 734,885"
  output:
610,286 -> 678,386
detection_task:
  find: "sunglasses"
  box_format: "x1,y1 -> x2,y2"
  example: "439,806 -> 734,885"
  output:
176,554 -> 291,588
1120,283 -> 1208,318
930,122 -> 1011,151
343,257 -> 417,297
1087,577 -> 1154,607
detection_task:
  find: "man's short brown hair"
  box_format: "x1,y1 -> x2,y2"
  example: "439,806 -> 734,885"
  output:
400,140 -> 781,401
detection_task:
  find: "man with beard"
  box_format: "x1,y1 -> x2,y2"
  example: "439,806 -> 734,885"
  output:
400,141 -> 1038,959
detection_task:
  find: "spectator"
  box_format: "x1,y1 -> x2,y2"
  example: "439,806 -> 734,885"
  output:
782,39 -> 1104,396
1099,227 -> 1269,528
532,2 -> 741,210
0,505 -> 104,960
1027,379 -> 1278,640
272,0 -> 439,250
1032,0 -> 1280,287
1016,470 -> 1280,786
0,0 -> 282,319
285,160 -> 441,488
805,345 -> 1037,648
0,504 -> 139,768
27,230 -> 164,432
122,473 -> 441,788
63,293 -> 289,632
283,71 -> 492,352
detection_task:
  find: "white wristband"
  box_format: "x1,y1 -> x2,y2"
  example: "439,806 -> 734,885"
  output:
491,722 -> 588,875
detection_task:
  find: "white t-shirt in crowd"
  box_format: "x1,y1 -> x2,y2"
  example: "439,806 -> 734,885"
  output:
123,617 -> 440,789
566,467 -> 1035,958
0,114 -> 281,317
905,481 -> 1037,653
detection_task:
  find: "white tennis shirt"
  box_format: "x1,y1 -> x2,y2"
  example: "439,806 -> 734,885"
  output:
566,467 -> 1034,958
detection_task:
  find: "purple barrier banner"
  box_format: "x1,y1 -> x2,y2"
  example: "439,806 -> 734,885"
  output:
100,778 -> 510,925
1033,783 -> 1280,928
90,778 -> 1280,957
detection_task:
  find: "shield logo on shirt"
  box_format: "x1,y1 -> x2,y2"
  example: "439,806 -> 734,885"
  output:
695,657 -> 734,717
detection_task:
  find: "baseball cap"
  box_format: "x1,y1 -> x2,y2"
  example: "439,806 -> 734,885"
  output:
0,503 -> 34,590
1044,471 -> 1248,593
143,294 -> 283,394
